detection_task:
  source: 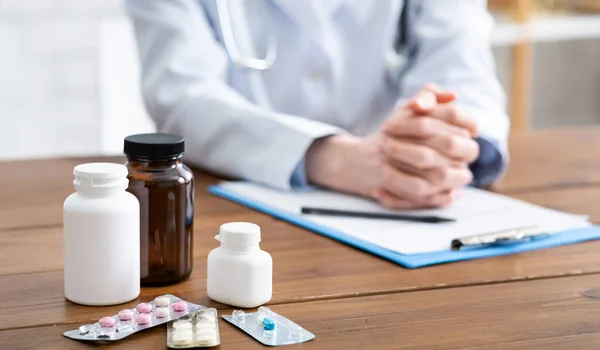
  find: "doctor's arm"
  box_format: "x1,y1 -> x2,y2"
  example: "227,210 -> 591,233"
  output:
125,0 -> 344,190
398,0 -> 510,186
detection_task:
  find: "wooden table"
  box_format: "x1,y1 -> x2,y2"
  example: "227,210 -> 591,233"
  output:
3,127 -> 600,349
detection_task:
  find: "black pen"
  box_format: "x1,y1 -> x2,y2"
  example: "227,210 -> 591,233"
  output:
300,207 -> 455,223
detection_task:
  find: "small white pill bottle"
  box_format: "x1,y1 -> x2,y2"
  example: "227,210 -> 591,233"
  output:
207,222 -> 273,308
63,163 -> 140,306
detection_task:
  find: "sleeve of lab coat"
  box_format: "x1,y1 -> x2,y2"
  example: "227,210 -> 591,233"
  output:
124,0 -> 345,190
399,0 -> 510,185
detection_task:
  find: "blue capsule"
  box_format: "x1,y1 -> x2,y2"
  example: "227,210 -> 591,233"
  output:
262,317 -> 276,330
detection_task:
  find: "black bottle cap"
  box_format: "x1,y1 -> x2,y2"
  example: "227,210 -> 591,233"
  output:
124,133 -> 185,159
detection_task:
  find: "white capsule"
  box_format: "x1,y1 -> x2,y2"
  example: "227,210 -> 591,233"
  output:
197,313 -> 216,323
172,320 -> 192,330
171,334 -> 193,347
196,334 -> 218,346
172,329 -> 193,337
195,324 -> 216,334
155,307 -> 170,318
154,296 -> 171,307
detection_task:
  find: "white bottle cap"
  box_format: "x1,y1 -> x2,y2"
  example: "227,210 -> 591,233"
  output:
216,222 -> 261,246
73,163 -> 129,194
74,163 -> 128,179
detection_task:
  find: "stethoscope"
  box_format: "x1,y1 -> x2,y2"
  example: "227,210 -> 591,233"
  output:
216,0 -> 278,71
216,0 -> 411,78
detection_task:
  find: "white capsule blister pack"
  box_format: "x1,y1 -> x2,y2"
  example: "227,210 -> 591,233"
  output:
63,294 -> 204,341
222,306 -> 315,346
167,308 -> 221,348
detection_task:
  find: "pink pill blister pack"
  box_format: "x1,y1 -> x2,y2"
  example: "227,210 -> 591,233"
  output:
63,294 -> 204,342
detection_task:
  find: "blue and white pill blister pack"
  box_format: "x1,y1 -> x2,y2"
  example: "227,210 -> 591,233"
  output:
222,306 -> 315,346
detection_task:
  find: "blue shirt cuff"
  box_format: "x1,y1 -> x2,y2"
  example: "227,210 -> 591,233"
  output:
469,136 -> 506,187
290,157 -> 310,189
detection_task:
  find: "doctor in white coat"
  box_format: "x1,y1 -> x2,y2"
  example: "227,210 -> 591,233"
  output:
125,0 -> 509,209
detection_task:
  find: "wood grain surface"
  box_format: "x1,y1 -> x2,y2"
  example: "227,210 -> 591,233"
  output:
3,126 -> 600,349
3,274 -> 600,349
497,126 -> 600,192
3,174 -> 600,330
3,185 -> 600,331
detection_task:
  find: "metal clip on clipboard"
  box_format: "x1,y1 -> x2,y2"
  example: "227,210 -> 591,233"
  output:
451,226 -> 550,250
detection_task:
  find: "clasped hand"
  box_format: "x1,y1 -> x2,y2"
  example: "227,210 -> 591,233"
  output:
306,84 -> 480,209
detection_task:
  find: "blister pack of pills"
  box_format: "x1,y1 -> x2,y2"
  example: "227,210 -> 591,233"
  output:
167,308 -> 221,348
222,306 -> 315,346
63,294 -> 204,341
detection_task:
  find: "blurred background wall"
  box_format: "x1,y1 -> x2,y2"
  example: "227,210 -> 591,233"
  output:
1,0 -> 599,160
0,0 -> 154,160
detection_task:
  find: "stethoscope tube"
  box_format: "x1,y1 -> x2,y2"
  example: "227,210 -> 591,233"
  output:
216,0 -> 278,71
216,0 -> 409,76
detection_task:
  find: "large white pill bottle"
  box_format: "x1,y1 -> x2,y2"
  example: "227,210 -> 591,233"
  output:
63,163 -> 140,305
207,222 -> 273,308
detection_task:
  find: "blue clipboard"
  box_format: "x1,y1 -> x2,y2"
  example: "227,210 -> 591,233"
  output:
209,185 -> 600,268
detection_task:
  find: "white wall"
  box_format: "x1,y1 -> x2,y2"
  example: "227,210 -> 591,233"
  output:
0,0 -> 153,160
98,17 -> 155,155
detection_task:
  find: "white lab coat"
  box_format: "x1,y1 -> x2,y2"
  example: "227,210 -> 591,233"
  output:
125,0 -> 509,190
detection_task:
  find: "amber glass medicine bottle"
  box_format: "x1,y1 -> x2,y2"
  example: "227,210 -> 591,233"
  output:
124,133 -> 195,286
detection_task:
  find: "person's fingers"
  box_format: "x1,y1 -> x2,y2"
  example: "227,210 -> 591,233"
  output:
422,190 -> 455,207
406,89 -> 437,113
381,116 -> 471,139
405,84 -> 456,113
419,133 -> 480,163
380,137 -> 451,169
384,155 -> 467,177
430,104 -> 478,137
373,188 -> 455,209
371,189 -> 420,209
379,151 -> 471,192
420,166 -> 473,190
380,163 -> 441,200
422,83 -> 456,104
